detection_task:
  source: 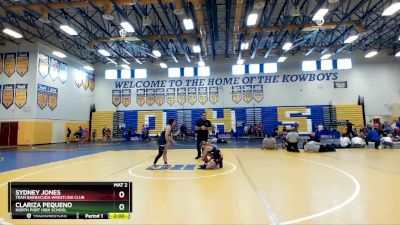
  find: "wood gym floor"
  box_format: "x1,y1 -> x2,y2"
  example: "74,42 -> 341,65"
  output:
0,140 -> 399,225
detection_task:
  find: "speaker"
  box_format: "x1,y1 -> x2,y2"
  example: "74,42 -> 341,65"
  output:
90,104 -> 96,113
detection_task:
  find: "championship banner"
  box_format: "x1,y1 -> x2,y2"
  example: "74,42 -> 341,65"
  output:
75,76 -> 82,88
121,89 -> 131,107
37,84 -> 48,109
49,58 -> 59,81
2,84 -> 14,109
48,86 -> 58,111
198,87 -> 208,105
0,53 -> 3,74
83,72 -> 89,90
16,52 -> 29,77
243,85 -> 253,103
187,87 -> 197,105
112,89 -> 121,107
209,86 -> 219,105
39,53 -> 49,78
166,88 -> 175,106
177,87 -> 186,105
15,84 -> 28,109
59,63 -> 68,84
232,86 -> 242,104
88,73 -> 95,91
4,53 -> 16,77
155,88 -> 165,106
136,89 -> 145,106
146,88 -> 155,106
253,85 -> 264,103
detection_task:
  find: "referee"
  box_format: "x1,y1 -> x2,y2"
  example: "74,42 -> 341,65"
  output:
195,112 -> 212,159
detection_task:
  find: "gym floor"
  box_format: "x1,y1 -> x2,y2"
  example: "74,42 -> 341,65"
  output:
0,140 -> 399,224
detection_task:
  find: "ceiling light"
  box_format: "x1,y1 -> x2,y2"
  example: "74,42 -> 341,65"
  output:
240,42 -> 249,50
121,64 -> 130,70
152,50 -> 161,57
395,51 -> 400,57
312,8 -> 329,21
247,13 -> 258,26
198,61 -> 205,67
277,56 -> 287,63
120,21 -> 135,32
83,65 -> 94,71
183,18 -> 194,30
382,2 -> 400,16
2,28 -> 23,38
282,42 -> 293,51
98,49 -> 111,57
193,45 -> 201,53
365,51 -> 378,58
52,51 -> 66,58
344,35 -> 359,44
60,25 -> 78,36
237,59 -> 244,65
321,53 -> 332,60
160,62 -> 167,68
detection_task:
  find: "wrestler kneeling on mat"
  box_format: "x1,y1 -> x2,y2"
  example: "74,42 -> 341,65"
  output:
198,141 -> 223,169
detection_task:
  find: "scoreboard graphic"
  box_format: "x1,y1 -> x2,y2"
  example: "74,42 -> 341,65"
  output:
8,182 -> 132,219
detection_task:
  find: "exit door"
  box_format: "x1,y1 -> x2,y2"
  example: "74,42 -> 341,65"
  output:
0,122 -> 18,146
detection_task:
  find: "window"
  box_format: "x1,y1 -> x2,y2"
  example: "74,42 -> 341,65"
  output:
198,66 -> 210,77
263,63 -> 277,73
302,60 -> 317,71
184,67 -> 194,77
321,60 -> 333,70
232,65 -> 245,76
337,58 -> 352,70
135,69 -> 147,79
105,69 -> 117,79
121,70 -> 131,79
168,68 -> 181,78
249,64 -> 260,74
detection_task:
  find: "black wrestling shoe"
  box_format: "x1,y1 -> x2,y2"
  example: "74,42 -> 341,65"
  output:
195,156 -> 201,159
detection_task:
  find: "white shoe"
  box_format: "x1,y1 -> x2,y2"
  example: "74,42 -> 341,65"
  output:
150,165 -> 158,170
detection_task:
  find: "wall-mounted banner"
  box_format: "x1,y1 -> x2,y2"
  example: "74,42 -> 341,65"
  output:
166,88 -> 176,106
198,87 -> 208,105
37,84 -> 48,109
187,87 -> 197,105
15,84 -> 28,109
16,52 -> 29,77
48,86 -> 58,111
122,89 -> 131,107
243,85 -> 253,103
253,85 -> 264,103
136,89 -> 145,106
177,87 -> 187,105
2,84 -> 14,109
209,86 -> 219,105
334,81 -> 348,88
0,53 -> 3,74
155,88 -> 165,106
146,88 -> 155,106
88,73 -> 95,91
4,53 -> 16,77
49,57 -> 59,81
112,89 -> 121,107
59,62 -> 68,84
232,86 -> 242,104
83,72 -> 89,90
75,76 -> 82,88
39,53 -> 49,78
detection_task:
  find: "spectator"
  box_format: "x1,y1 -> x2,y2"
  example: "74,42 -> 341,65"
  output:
340,134 -> 351,148
261,135 -> 277,150
380,133 -> 393,149
180,123 -> 188,140
346,120 -> 354,137
66,127 -> 71,143
351,134 -> 366,148
286,128 -> 299,152
102,127 -> 106,141
367,128 -> 380,149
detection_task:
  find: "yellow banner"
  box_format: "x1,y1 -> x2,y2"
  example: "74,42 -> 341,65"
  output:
136,89 -> 145,106
37,84 -> 48,109
122,89 -> 131,107
146,89 -> 155,106
48,87 -> 58,111
198,87 -> 208,105
243,85 -> 253,103
0,54 -> 3,74
17,52 -> 29,77
4,53 -> 16,77
232,86 -> 242,104
2,84 -> 14,109
177,87 -> 186,105
166,88 -> 175,106
209,86 -> 219,104
83,73 -> 89,90
155,88 -> 165,106
112,90 -> 121,107
253,85 -> 264,103
15,84 -> 28,109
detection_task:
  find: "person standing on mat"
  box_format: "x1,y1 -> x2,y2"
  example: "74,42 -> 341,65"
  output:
151,119 -> 176,169
195,112 -> 213,159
